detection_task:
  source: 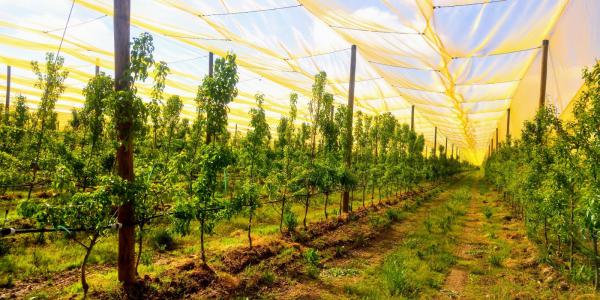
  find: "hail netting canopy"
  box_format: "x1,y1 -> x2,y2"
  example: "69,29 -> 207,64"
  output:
0,0 -> 599,164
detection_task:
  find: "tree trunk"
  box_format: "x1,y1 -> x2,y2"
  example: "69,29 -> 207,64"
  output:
362,185 -> 366,208
303,192 -> 310,229
593,230 -> 599,291
248,211 -> 253,249
135,224 -> 144,275
544,216 -> 549,251
342,190 -> 350,213
200,218 -> 206,265
279,196 -> 285,233
371,185 -> 375,207
570,195 -> 575,269
324,193 -> 328,220
81,234 -> 98,298
339,192 -> 343,216
350,189 -> 354,212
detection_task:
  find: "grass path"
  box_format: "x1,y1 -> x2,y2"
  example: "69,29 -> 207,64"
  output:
437,173 -> 595,299
263,174 -> 470,299
264,172 -> 597,299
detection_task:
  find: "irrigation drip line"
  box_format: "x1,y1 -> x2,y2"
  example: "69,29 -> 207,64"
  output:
0,181 -> 49,189
0,223 -> 122,237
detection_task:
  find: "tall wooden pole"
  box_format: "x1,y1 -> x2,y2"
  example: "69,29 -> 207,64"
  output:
114,0 -> 136,287
410,105 -> 415,131
205,52 -> 215,144
433,126 -> 437,157
506,108 -> 511,142
445,137 -> 447,157
539,40 -> 549,108
209,52 -> 214,77
495,128 -> 499,150
491,138 -> 494,153
4,65 -> 10,119
342,45 -> 356,213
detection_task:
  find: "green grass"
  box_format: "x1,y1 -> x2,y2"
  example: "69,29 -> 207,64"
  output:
341,184 -> 471,298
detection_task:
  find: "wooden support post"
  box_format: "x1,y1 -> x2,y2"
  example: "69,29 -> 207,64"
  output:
114,0 -> 136,287
539,40 -> 549,108
445,137 -> 447,157
491,138 -> 494,153
433,126 -> 437,157
506,108 -> 511,142
209,52 -> 214,77
496,128 -> 499,149
205,52 -> 215,144
342,45 -> 356,213
95,58 -> 100,75
410,105 -> 415,131
4,65 -> 10,119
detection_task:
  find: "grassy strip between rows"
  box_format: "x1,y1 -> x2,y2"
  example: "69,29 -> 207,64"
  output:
341,178 -> 472,298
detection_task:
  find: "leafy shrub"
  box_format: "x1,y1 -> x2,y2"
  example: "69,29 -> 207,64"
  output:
304,248 -> 320,267
151,229 -> 175,251
303,248 -> 321,279
283,210 -> 298,233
